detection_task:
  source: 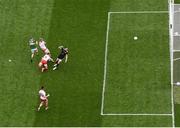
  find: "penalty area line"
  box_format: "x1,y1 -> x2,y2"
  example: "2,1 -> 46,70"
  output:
109,11 -> 168,14
101,12 -> 111,115
102,113 -> 172,116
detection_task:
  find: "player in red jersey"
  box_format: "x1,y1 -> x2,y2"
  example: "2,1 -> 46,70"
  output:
38,86 -> 50,111
38,53 -> 54,72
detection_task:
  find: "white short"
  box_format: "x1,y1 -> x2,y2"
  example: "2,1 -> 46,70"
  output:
44,49 -> 50,54
56,58 -> 62,63
40,96 -> 47,101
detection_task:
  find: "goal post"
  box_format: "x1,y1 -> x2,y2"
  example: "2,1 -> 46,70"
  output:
169,0 -> 174,85
169,0 -> 180,85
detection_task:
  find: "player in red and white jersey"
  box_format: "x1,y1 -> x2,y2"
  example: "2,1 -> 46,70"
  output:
38,86 -> 50,111
39,38 -> 50,54
38,53 -> 54,72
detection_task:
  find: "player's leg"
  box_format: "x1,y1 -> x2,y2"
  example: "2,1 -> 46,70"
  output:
31,49 -> 35,62
38,62 -> 42,68
45,49 -> 50,54
35,48 -> 38,55
31,54 -> 34,62
53,58 -> 62,70
53,58 -> 59,70
42,64 -> 48,72
41,64 -> 45,72
54,58 -> 58,66
45,99 -> 48,110
38,101 -> 43,111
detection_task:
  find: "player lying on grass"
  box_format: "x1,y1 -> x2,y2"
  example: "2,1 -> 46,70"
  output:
38,86 -> 50,111
29,37 -> 38,62
38,38 -> 50,54
39,53 -> 54,72
53,46 -> 68,70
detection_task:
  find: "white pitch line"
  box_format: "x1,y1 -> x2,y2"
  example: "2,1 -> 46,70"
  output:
101,12 -> 111,115
169,0 -> 175,127
102,113 -> 172,116
109,11 -> 168,14
173,57 -> 180,61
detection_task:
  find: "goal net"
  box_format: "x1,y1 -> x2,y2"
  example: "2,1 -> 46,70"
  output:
170,0 -> 180,85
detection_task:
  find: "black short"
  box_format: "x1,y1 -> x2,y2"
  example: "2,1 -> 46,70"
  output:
58,55 -> 65,59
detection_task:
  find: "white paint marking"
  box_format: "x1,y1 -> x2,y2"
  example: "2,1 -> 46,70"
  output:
169,0 -> 175,127
102,113 -> 172,116
101,12 -> 111,115
109,11 -> 168,14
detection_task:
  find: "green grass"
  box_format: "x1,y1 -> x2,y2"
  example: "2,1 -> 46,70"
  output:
175,104 -> 180,126
102,115 -> 172,127
110,0 -> 168,11
0,0 -> 175,127
0,0 -> 109,126
175,0 -> 180,3
0,0 -> 54,126
104,13 -> 171,114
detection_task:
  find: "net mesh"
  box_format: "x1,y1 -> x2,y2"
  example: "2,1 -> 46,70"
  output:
173,5 -> 180,51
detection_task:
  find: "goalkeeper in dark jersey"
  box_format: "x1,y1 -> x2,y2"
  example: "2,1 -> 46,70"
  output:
29,37 -> 38,62
53,46 -> 68,70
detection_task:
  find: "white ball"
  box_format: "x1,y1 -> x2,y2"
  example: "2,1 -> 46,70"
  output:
134,36 -> 138,40
177,82 -> 180,85
8,59 -> 12,62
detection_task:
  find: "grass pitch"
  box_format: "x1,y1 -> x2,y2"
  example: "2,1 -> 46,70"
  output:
0,0 -> 175,127
104,13 -> 171,114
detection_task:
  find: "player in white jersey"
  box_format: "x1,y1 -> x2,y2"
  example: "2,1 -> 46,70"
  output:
39,38 -> 50,54
38,86 -> 50,111
38,53 -> 54,72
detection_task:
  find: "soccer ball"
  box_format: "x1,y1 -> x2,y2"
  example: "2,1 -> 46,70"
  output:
176,82 -> 180,85
134,36 -> 138,40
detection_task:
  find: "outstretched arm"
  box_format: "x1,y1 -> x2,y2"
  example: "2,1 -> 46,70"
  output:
49,57 -> 54,62
58,46 -> 64,49
65,54 -> 68,63
46,94 -> 50,97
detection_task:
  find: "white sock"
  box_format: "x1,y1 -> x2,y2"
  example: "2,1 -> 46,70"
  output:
53,67 -> 57,70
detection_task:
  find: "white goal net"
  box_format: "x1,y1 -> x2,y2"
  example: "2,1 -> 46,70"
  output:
170,0 -> 180,85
